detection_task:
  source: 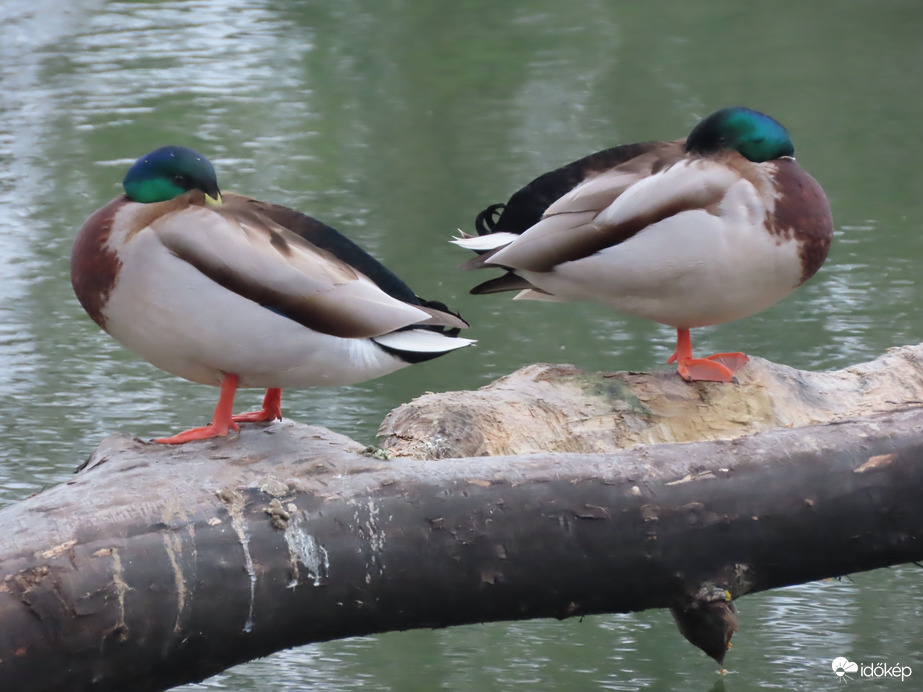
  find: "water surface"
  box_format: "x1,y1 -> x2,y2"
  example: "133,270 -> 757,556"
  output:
2,1 -> 922,689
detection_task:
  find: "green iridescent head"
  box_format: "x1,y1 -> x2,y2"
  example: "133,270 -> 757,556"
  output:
122,146 -> 221,203
684,107 -> 794,162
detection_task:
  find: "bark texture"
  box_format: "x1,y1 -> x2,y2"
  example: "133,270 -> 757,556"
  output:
1,348 -> 923,690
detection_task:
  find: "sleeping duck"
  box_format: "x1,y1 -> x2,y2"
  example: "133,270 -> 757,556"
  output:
453,106 -> 833,382
72,146 -> 474,444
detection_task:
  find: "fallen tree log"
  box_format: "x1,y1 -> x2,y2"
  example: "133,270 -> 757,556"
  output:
1,349 -> 923,691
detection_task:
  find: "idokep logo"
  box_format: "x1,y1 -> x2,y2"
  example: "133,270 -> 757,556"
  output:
832,657 -> 858,681
831,656 -> 912,683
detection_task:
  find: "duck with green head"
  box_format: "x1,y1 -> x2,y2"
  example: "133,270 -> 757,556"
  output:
72,146 -> 474,443
453,106 -> 833,382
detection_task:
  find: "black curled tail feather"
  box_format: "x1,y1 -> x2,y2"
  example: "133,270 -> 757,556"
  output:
475,204 -> 506,235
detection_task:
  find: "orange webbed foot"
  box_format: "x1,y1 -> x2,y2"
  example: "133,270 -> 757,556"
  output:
156,420 -> 240,445
674,353 -> 749,382
154,373 -> 242,445
230,411 -> 277,423
668,329 -> 748,383
154,383 -> 283,444
231,388 -> 282,423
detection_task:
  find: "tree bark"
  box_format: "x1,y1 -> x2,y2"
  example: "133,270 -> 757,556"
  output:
2,349 -> 923,691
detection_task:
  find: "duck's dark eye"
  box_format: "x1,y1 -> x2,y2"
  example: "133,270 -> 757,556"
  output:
173,174 -> 189,188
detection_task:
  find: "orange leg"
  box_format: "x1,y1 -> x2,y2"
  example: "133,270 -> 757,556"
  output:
156,373 -> 241,444
232,388 -> 283,423
667,328 -> 749,383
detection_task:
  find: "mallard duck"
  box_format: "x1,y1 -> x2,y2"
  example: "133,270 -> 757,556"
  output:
72,146 -> 474,444
452,106 -> 833,382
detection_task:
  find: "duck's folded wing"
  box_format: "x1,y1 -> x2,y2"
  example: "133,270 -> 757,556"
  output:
230,195 -> 469,331
151,206 -> 432,338
542,166 -> 649,218
489,156 -> 739,273
487,211 -> 603,272
235,195 -> 423,306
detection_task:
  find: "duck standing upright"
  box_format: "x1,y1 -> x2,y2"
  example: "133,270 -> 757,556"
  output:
453,106 -> 833,382
72,146 -> 474,443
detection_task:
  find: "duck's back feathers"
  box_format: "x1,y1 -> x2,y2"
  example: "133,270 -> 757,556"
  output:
456,141 -> 687,283
224,194 -> 470,333
145,196 -> 427,339
491,154 -> 744,273
237,196 -> 421,306
475,140 -> 674,236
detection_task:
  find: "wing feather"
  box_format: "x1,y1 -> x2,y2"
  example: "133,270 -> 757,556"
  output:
489,155 -> 739,273
151,202 -> 432,338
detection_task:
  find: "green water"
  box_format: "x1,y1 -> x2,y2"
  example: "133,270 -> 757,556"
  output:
2,0 -> 922,689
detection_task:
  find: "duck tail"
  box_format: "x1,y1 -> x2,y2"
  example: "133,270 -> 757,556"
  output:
373,322 -> 475,364
371,297 -> 475,363
411,298 -> 470,336
475,203 -> 506,235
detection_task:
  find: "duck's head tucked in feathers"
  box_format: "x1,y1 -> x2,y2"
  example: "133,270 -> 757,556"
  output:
684,106 -> 794,161
122,145 -> 221,204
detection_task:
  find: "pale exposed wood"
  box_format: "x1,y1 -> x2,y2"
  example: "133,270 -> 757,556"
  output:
378,345 -> 923,458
